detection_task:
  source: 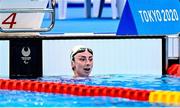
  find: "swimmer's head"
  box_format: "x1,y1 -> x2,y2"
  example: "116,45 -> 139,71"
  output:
70,45 -> 93,77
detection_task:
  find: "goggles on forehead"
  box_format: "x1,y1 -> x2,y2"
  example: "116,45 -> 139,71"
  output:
70,46 -> 93,61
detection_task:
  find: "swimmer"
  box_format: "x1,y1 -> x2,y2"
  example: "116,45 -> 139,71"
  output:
70,45 -> 93,77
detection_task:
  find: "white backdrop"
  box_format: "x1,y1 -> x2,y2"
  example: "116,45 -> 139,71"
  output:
43,38 -> 163,76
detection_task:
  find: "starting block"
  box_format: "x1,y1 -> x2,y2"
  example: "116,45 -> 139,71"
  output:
0,0 -> 55,36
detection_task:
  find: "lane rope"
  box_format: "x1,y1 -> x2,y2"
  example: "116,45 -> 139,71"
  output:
167,64 -> 180,77
0,79 -> 179,105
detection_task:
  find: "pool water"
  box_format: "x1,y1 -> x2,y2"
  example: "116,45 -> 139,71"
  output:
0,74 -> 179,107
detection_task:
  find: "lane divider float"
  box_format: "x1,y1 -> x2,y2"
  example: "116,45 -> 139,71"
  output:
167,64 -> 180,77
0,79 -> 179,106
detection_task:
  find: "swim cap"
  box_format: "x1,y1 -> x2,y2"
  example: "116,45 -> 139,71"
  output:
70,45 -> 93,61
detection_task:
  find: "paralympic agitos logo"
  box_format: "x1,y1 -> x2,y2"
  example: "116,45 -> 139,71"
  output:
21,47 -> 31,64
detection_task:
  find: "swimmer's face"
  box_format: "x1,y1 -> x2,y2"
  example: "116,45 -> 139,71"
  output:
72,50 -> 93,77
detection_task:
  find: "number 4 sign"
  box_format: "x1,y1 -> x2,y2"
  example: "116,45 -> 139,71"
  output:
2,13 -> 17,29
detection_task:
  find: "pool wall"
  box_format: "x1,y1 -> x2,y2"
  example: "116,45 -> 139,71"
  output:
0,36 -> 167,78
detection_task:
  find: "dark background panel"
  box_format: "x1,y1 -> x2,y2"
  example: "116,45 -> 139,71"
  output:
10,38 -> 42,79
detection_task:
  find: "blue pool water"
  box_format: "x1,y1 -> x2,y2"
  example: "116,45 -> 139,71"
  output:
0,74 -> 180,107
